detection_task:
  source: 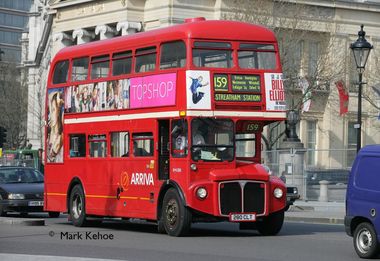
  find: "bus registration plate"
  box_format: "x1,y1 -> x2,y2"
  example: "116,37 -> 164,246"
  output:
229,213 -> 256,222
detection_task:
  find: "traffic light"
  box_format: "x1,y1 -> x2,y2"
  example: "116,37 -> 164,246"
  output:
0,126 -> 7,148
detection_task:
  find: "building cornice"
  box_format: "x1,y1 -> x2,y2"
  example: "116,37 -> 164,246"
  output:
49,0 -> 97,10
275,0 -> 380,12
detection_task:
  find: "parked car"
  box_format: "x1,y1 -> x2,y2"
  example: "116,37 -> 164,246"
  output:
345,145 -> 380,258
285,186 -> 300,211
261,164 -> 299,211
0,166 -> 59,217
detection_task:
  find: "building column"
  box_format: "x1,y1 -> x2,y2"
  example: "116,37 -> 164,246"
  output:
95,25 -> 117,40
72,28 -> 95,45
116,21 -> 142,36
52,32 -> 73,49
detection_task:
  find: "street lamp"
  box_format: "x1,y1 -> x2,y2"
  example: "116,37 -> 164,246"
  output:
286,109 -> 300,142
350,25 -> 373,152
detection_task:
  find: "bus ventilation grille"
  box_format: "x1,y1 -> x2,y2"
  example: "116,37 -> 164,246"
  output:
219,181 -> 265,216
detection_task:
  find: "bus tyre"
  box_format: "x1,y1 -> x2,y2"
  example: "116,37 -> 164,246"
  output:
69,184 -> 88,227
162,188 -> 191,237
48,211 -> 60,218
353,222 -> 380,258
256,210 -> 284,236
157,219 -> 166,234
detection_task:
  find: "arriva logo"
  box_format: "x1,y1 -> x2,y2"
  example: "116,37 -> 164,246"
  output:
131,173 -> 154,186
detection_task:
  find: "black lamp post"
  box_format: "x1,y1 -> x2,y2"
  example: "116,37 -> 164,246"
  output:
350,25 -> 373,152
286,109 -> 300,142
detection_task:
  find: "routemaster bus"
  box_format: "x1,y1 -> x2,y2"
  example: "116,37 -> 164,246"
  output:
44,17 -> 287,236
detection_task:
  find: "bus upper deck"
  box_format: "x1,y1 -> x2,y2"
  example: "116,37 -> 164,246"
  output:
48,18 -> 286,120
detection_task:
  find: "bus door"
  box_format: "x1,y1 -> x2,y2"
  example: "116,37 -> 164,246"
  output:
158,120 -> 170,180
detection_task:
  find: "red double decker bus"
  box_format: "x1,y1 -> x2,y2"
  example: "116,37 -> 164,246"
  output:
44,18 -> 287,236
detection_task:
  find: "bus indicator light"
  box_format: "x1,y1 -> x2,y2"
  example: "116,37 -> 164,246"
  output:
180,111 -> 186,117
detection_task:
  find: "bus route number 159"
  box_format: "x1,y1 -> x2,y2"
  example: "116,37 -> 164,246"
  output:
214,74 -> 228,92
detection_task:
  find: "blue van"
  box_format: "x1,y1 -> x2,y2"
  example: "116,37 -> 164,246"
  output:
345,145 -> 380,258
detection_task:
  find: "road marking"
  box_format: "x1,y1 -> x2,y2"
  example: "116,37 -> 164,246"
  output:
0,254 -> 127,261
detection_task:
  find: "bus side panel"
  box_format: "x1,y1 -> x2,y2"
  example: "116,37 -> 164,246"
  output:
44,164 -> 70,212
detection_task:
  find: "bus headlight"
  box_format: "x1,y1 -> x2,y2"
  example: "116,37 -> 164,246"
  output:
8,193 -> 25,200
196,187 -> 207,200
273,188 -> 283,199
190,164 -> 197,171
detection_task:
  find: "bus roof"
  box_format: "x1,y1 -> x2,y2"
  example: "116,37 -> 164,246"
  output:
53,19 -> 277,61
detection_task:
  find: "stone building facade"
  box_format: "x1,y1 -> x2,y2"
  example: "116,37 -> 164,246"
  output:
24,0 -> 380,170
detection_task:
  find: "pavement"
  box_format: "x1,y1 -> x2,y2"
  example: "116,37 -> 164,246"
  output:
0,200 -> 345,226
285,200 -> 345,224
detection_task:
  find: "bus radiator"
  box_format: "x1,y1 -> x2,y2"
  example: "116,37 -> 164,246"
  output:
219,181 -> 265,216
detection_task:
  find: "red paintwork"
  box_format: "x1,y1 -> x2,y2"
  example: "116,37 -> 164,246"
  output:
44,19 -> 286,223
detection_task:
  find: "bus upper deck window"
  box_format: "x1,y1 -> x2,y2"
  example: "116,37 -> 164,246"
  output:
52,60 -> 69,84
91,55 -> 110,79
160,41 -> 186,69
112,51 -> 132,76
71,57 -> 89,82
192,41 -> 233,68
238,43 -> 276,69
135,47 -> 156,73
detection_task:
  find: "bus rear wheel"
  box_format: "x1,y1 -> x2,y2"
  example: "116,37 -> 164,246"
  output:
69,184 -> 88,227
256,210 -> 284,236
162,188 -> 191,237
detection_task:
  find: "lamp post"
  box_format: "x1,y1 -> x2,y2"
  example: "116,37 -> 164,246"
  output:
286,109 -> 300,142
350,25 -> 373,152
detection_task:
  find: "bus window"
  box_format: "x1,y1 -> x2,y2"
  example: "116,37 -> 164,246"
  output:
112,51 -> 132,76
160,41 -> 186,69
69,134 -> 86,158
89,134 -> 107,158
191,118 -> 234,161
238,43 -> 276,69
91,55 -> 110,79
132,133 -> 154,157
52,60 -> 69,84
135,47 -> 156,73
192,41 -> 233,68
71,57 -> 89,82
171,119 -> 188,158
235,134 -> 256,158
111,131 -> 129,157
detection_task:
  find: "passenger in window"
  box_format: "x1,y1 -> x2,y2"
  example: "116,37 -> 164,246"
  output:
133,141 -> 149,157
192,121 -> 206,145
172,124 -> 188,157
189,76 -> 209,104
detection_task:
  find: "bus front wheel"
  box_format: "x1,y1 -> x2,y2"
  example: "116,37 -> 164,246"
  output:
256,210 -> 284,236
69,184 -> 88,227
161,188 -> 191,237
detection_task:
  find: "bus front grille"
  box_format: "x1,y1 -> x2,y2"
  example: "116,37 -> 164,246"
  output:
219,181 -> 265,216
